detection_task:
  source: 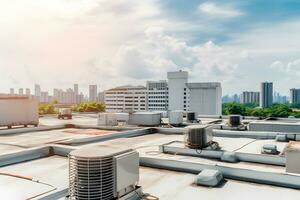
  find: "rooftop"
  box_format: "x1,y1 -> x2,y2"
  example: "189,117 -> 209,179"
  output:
0,114 -> 300,199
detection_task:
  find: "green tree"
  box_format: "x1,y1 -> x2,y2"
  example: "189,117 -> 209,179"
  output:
73,102 -> 106,113
223,103 -> 246,115
39,103 -> 57,115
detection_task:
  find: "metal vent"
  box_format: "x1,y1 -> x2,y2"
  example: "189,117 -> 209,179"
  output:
69,147 -> 131,200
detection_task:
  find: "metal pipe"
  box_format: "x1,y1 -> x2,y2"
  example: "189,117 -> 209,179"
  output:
212,129 -> 300,139
140,157 -> 300,189
160,143 -> 286,166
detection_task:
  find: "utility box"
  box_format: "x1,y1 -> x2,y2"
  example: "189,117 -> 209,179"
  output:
128,112 -> 161,126
0,96 -> 38,128
98,113 -> 118,126
286,141 -> 300,174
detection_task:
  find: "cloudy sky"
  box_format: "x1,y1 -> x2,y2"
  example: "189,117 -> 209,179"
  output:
1,0 -> 300,95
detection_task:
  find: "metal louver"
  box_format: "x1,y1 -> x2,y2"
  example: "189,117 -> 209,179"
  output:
69,146 -> 132,200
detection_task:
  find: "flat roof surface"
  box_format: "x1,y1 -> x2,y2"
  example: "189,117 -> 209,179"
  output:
0,128 -> 117,154
1,114 -> 300,199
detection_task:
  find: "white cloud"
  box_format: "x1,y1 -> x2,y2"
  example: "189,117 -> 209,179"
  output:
270,59 -> 300,75
198,2 -> 243,18
106,27 -> 248,84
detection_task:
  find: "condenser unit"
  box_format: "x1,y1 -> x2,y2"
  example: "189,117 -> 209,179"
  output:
69,146 -> 140,200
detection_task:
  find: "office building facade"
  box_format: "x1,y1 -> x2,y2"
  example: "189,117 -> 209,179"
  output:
105,86 -> 147,112
147,80 -> 168,111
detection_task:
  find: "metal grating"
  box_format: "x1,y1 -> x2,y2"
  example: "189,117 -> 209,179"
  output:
69,155 -> 115,200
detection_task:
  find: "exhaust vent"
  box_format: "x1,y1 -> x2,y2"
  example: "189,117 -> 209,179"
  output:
69,146 -> 138,200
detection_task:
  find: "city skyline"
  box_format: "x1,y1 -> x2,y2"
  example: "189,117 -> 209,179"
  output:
2,1 -> 300,95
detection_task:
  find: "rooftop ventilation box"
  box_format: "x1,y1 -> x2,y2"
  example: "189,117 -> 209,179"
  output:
128,112 -> 161,126
69,146 -> 139,200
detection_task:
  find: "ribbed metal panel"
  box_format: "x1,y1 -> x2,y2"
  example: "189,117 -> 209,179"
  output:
69,155 -> 115,200
184,125 -> 209,149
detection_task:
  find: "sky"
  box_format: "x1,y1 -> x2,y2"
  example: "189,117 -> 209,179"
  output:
1,0 -> 300,95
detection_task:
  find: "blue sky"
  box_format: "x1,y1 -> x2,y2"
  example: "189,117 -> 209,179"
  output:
1,0 -> 300,95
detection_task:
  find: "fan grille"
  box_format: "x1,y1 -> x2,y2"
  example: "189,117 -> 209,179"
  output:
69,155 -> 115,200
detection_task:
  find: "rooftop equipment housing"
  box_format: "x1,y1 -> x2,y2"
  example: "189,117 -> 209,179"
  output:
128,112 -> 161,126
98,113 -> 118,126
228,115 -> 242,127
186,112 -> 197,123
0,96 -> 38,128
169,110 -> 183,126
69,146 -> 139,200
184,125 -> 212,149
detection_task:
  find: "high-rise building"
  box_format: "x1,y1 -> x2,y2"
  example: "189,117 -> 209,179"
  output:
98,92 -> 105,103
290,88 -> 300,104
105,86 -> 147,112
147,80 -> 168,111
187,82 -> 222,115
242,91 -> 260,104
89,85 -> 98,102
40,92 -> 49,103
167,71 -> 188,111
34,84 -> 41,97
74,84 -> 79,95
260,82 -> 273,108
9,88 -> 14,95
25,88 -> 31,96
18,88 -> 24,95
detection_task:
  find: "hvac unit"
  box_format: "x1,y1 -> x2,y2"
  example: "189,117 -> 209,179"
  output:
169,110 -> 183,125
98,113 -> 118,126
69,146 -> 140,200
186,112 -> 197,123
228,115 -> 241,127
184,125 -> 212,149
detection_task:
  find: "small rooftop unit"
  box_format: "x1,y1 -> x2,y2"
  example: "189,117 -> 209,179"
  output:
186,112 -> 198,123
169,110 -> 183,126
184,125 -> 213,149
128,112 -> 161,126
228,115 -> 241,127
69,146 -> 140,200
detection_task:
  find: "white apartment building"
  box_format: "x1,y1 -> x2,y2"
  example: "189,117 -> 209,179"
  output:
187,82 -> 222,115
147,80 -> 168,111
105,86 -> 147,112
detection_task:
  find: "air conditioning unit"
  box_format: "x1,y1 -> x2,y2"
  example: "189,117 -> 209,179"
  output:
184,125 -> 212,149
228,115 -> 242,127
69,146 -> 140,200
